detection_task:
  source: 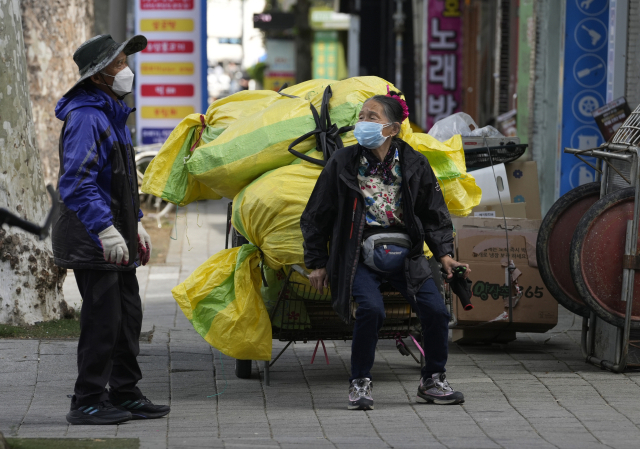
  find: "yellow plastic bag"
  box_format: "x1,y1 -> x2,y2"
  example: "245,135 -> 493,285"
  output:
403,130 -> 482,216
187,77 -> 399,199
141,114 -> 223,206
142,90 -> 282,206
232,163 -> 323,270
171,244 -> 272,361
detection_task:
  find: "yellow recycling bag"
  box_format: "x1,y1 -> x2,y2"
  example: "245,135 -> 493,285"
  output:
187,76 -> 399,199
172,244 -> 272,361
403,131 -> 482,217
142,90 -> 282,206
232,162 -> 323,270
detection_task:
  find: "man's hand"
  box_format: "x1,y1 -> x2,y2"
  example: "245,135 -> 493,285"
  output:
138,222 -> 152,266
98,225 -> 129,265
308,267 -> 329,294
440,254 -> 470,280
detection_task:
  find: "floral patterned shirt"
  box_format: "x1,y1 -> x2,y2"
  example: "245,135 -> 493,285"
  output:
357,148 -> 404,228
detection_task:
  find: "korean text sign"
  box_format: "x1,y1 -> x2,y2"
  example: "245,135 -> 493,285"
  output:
426,0 -> 463,130
559,0 -> 609,195
135,0 -> 207,145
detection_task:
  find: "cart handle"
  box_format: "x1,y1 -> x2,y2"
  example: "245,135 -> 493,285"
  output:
0,185 -> 59,240
291,264 -> 310,278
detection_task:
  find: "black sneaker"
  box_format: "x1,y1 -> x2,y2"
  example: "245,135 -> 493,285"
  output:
112,396 -> 170,420
348,378 -> 374,410
417,373 -> 465,405
66,397 -> 132,425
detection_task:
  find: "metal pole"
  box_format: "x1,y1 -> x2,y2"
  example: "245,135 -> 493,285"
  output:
393,0 -> 405,90
109,0 -> 127,43
264,360 -> 270,386
348,9 -> 361,77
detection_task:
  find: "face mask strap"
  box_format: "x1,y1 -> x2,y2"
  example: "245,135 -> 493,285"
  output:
98,71 -> 128,101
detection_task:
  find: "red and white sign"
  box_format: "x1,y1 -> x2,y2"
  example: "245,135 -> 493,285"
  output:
141,84 -> 195,97
141,0 -> 193,10
143,40 -> 194,53
135,0 -> 205,144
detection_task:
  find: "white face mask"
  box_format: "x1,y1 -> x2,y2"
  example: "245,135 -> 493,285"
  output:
100,66 -> 134,97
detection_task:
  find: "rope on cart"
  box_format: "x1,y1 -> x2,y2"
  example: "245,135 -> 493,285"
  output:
310,339 -> 329,365
288,85 -> 355,167
189,114 -> 206,152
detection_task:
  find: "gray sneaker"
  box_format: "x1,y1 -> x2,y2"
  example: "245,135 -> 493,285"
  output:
348,378 -> 374,410
417,373 -> 465,405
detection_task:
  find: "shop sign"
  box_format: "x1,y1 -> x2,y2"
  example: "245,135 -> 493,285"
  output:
559,0 -> 609,195
264,39 -> 296,91
135,0 -> 207,144
426,0 -> 463,130
592,96 -> 631,141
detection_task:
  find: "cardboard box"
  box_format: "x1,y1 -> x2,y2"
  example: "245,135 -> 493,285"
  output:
505,160 -> 542,219
453,262 -> 558,332
452,217 -> 557,333
470,202 -> 527,218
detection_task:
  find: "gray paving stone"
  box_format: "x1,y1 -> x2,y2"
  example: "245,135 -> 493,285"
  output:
4,200 -> 640,448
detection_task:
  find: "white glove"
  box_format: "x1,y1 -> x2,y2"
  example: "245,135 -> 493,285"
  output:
98,225 -> 129,265
138,222 -> 152,265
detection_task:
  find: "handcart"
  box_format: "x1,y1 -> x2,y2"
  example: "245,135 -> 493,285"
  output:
557,103 -> 640,372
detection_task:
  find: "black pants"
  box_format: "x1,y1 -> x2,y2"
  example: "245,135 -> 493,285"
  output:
73,269 -> 143,406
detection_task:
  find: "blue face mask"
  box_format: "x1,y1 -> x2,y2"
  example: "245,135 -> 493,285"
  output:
354,121 -> 392,149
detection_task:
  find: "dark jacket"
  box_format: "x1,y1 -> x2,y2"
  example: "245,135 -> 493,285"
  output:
300,139 -> 454,323
51,85 -> 142,271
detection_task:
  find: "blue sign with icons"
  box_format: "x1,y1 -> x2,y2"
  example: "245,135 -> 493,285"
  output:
559,0 -> 609,196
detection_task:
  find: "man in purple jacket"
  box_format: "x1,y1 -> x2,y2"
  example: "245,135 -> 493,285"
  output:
52,35 -> 169,425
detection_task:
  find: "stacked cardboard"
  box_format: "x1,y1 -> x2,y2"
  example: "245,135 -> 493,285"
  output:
452,161 -> 558,343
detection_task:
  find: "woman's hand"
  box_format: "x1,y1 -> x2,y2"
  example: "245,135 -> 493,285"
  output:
440,255 -> 470,280
308,267 -> 329,293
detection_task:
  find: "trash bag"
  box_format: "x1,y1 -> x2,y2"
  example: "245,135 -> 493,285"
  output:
142,90 -> 283,206
186,76 -> 398,199
427,112 -> 503,142
232,163 -> 323,270
141,114 -> 223,206
403,129 -> 482,217
171,244 -> 272,360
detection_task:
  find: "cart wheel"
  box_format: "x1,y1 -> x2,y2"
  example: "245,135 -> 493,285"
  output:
570,187 -> 640,329
235,359 -> 252,379
537,182 -> 600,317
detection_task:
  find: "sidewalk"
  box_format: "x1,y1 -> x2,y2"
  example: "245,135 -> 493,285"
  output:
2,200 -> 640,448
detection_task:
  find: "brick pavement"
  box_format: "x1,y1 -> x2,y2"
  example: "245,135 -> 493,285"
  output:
2,200 -> 640,448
